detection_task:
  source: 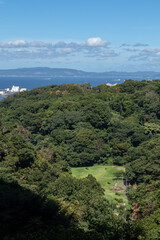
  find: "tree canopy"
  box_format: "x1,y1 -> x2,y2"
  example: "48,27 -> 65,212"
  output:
0,80 -> 160,239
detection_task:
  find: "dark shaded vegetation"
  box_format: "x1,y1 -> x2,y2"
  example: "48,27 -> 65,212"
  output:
0,80 -> 160,239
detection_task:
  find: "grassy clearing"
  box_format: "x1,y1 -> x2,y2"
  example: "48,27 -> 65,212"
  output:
72,165 -> 127,203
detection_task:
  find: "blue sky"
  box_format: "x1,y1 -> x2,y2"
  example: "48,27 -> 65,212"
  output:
0,0 -> 160,72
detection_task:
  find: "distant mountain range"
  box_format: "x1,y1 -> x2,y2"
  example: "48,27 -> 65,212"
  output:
0,67 -> 160,80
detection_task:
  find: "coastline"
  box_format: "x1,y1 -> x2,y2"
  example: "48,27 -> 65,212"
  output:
0,85 -> 27,99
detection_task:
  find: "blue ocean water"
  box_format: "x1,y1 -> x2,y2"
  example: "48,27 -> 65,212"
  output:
0,76 -> 142,100
0,76 -> 124,90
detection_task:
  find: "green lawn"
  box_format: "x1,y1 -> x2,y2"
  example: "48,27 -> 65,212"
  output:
72,165 -> 127,203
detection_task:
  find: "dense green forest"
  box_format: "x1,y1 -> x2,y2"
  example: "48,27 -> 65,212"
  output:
0,80 -> 160,239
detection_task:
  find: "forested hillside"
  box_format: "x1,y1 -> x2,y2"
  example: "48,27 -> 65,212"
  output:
0,80 -> 160,239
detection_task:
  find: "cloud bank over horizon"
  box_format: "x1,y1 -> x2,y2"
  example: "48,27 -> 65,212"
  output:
0,37 -> 159,71
0,37 -> 117,62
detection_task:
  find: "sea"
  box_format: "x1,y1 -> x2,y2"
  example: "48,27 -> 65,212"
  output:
0,76 -> 142,101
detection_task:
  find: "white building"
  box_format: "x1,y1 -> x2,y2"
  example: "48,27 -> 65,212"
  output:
0,85 -> 27,96
20,88 -> 27,92
106,83 -> 118,87
11,85 -> 20,92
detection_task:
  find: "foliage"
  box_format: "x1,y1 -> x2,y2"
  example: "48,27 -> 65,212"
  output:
127,181 -> 160,239
0,81 -> 160,239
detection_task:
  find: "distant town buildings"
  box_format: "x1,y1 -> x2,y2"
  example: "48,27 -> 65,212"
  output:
11,85 -> 20,92
0,85 -> 27,97
106,83 -> 118,87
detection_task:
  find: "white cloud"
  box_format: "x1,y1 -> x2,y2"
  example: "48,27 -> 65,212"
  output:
14,49 -> 24,52
140,48 -> 160,57
129,47 -> 160,63
8,40 -> 27,47
86,37 -> 109,47
0,38 -> 117,61
120,43 -> 131,47
123,48 -> 140,52
98,50 -> 118,58
59,48 -> 72,54
29,41 -> 52,48
120,43 -> 149,49
0,40 -> 52,48
133,43 -> 149,47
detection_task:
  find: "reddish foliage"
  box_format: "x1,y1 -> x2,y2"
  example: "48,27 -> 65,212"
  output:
132,202 -> 141,219
62,90 -> 67,95
116,87 -> 121,93
55,90 -> 61,95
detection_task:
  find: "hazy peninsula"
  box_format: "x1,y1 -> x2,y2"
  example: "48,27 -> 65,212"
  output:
0,67 -> 160,80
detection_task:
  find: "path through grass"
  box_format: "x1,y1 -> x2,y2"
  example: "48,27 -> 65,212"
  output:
72,165 -> 126,203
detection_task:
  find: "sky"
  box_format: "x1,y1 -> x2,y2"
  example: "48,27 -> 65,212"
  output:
0,0 -> 160,72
